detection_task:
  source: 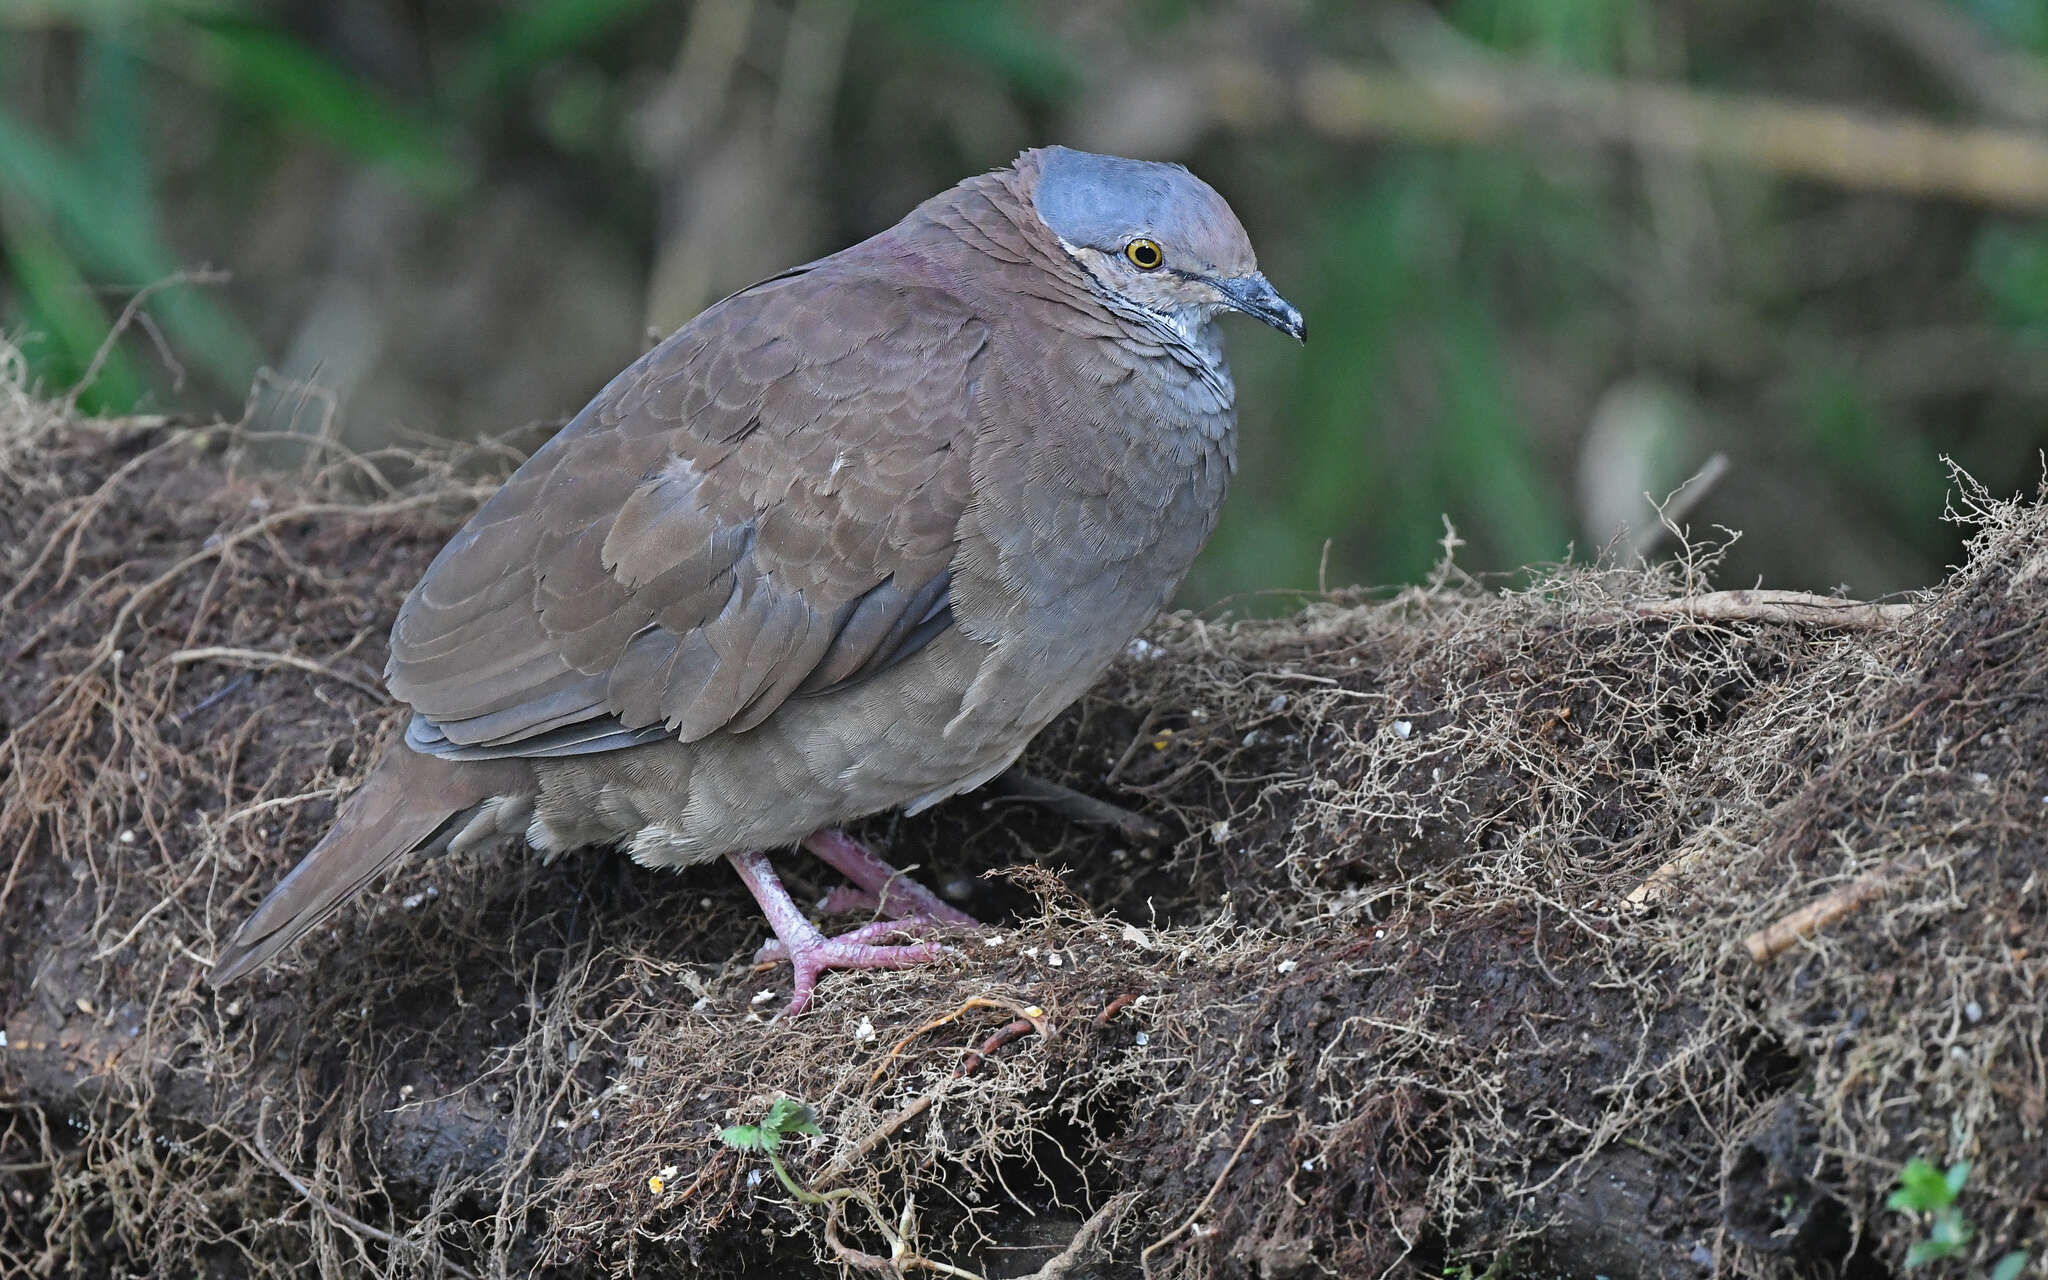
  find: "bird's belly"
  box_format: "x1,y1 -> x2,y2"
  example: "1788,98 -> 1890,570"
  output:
521,628 -> 1054,869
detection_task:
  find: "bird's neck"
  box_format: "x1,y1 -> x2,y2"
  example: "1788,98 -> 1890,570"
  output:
900,172 -> 1238,404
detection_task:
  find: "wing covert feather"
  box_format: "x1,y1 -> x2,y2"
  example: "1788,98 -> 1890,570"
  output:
387,268 -> 987,757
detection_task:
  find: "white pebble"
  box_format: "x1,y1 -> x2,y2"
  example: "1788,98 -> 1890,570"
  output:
1965,1001 -> 1983,1023
1209,820 -> 1231,842
854,1015 -> 876,1044
117,830 -> 135,845
1134,1031 -> 1149,1046
401,892 -> 428,910
1393,720 -> 1413,739
751,989 -> 777,1005
1276,959 -> 1297,974
1267,694 -> 1288,712
1047,951 -> 1064,967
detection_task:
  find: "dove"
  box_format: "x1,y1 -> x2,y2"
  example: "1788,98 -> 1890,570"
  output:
211,146 -> 1304,1012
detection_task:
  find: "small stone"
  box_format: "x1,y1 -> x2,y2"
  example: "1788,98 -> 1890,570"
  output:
1047,951 -> 1064,967
1134,1031 -> 1149,1046
117,830 -> 135,845
1393,720 -> 1413,739
751,990 -> 778,1005
853,1015 -> 876,1045
1966,1001 -> 1983,1023
1276,959 -> 1297,974
1267,694 -> 1288,712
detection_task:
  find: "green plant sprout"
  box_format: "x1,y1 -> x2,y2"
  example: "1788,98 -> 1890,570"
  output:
1886,1158 -> 2028,1279
719,1098 -> 828,1205
717,1097 -> 984,1280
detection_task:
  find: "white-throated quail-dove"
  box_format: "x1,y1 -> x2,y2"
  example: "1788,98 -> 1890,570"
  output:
210,146 -> 1305,1012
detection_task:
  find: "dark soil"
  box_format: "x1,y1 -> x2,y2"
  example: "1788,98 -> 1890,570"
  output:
3,404 -> 2044,1280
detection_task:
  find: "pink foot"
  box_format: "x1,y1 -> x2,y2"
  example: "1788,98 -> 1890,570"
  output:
727,848 -> 955,1015
801,829 -> 977,926
817,884 -> 883,915
754,916 -> 945,965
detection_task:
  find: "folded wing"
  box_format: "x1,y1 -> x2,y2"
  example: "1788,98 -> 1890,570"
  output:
387,268 -> 986,759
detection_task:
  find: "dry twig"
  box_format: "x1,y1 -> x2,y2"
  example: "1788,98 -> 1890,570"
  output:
1634,589 -> 1917,627
1741,868 -> 1898,963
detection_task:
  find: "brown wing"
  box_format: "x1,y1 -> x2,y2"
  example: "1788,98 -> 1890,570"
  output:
386,266 -> 986,759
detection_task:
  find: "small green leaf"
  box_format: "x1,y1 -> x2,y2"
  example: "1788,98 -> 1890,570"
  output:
1905,1237 -> 1957,1268
763,1098 -> 821,1139
1991,1252 -> 2030,1280
1944,1161 -> 1972,1200
1928,1212 -> 1971,1250
1892,1158 -> 1955,1212
718,1124 -> 764,1152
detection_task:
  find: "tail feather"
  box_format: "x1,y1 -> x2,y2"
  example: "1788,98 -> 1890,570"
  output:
210,746 -> 529,986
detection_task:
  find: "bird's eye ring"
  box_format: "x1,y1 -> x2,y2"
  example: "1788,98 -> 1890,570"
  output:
1124,239 -> 1164,270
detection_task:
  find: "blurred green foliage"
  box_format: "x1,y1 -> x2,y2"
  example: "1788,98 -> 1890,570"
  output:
3,0 -> 2046,600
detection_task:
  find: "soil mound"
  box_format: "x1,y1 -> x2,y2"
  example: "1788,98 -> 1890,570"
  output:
4,374 -> 2043,1278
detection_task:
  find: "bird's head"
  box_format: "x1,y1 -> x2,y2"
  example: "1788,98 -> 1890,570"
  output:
1026,145 -> 1306,348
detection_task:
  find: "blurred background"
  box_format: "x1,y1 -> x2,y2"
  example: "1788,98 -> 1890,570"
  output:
5,0 -> 2048,605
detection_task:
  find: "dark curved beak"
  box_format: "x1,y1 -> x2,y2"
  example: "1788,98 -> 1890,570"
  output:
1219,271 -> 1307,344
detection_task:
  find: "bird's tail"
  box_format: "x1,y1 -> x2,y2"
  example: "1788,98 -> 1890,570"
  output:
209,745 -> 529,986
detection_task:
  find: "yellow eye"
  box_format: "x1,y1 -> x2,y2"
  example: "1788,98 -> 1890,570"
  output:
1124,238 -> 1164,270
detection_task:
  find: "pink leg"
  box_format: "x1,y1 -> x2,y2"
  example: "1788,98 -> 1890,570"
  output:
727,849 -> 952,1015
801,829 -> 977,926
